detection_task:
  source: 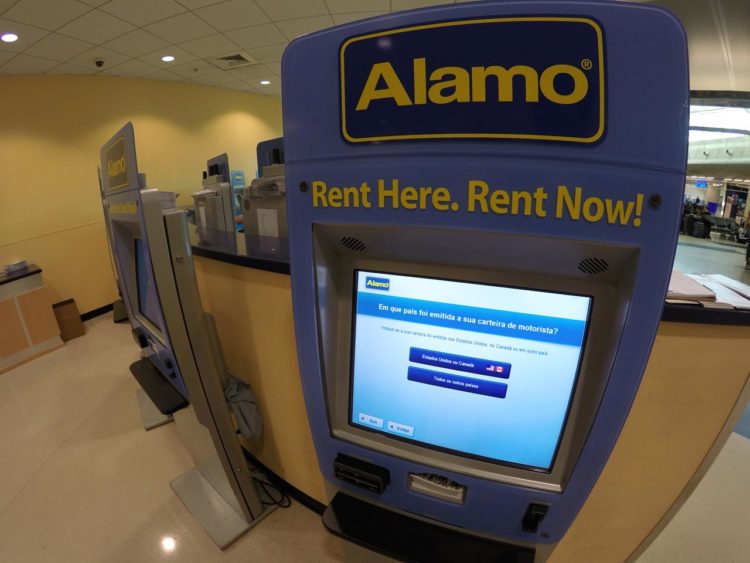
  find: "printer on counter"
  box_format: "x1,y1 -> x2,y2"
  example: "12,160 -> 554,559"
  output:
191,162 -> 237,254
241,163 -> 288,261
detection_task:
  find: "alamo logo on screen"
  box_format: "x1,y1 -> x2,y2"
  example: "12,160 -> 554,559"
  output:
366,277 -> 390,290
340,17 -> 605,144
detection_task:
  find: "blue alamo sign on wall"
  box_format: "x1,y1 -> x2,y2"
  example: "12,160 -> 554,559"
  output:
340,17 -> 605,144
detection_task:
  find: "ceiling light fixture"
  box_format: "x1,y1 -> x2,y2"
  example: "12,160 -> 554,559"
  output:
161,55 -> 175,62
260,80 -> 270,85
1,33 -> 18,43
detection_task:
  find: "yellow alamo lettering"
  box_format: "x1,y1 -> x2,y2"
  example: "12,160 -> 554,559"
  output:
366,280 -> 389,288
355,58 -> 589,110
107,156 -> 126,178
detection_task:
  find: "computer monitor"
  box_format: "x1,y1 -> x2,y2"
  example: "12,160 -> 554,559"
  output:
256,137 -> 284,169
311,223 -> 637,494
134,238 -> 160,329
349,270 -> 591,472
207,153 -> 230,184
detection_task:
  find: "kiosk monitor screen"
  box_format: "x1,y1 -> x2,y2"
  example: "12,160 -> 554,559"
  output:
349,271 -> 592,472
135,238 -> 160,329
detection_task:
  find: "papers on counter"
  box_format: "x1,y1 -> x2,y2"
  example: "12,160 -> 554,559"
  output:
667,270 -> 716,301
705,274 -> 750,301
666,270 -> 750,310
685,275 -> 750,309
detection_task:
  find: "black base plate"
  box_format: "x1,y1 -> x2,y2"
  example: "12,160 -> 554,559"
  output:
129,358 -> 188,415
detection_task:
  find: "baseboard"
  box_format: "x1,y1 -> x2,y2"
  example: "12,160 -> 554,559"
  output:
81,303 -> 114,322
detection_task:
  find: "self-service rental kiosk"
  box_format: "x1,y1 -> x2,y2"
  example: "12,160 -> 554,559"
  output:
99,123 -> 273,548
283,2 -> 688,560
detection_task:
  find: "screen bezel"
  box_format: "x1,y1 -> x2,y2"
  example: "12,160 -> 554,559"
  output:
134,237 -> 162,330
347,268 -> 593,474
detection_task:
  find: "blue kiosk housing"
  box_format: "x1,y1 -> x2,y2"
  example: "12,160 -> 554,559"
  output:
283,1 -> 688,557
99,123 -> 190,402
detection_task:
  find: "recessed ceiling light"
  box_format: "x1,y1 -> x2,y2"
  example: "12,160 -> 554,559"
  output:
161,55 -> 175,62
260,80 -> 270,85
1,33 -> 18,43
705,177 -> 714,180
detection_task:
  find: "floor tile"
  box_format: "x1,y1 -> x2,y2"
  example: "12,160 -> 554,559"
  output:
0,315 -> 342,563
637,433 -> 750,563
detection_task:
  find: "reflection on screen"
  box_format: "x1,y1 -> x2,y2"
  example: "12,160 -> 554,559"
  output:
135,238 -> 160,329
349,271 -> 591,471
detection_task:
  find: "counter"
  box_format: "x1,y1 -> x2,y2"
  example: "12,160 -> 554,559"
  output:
0,265 -> 63,374
191,233 -> 750,562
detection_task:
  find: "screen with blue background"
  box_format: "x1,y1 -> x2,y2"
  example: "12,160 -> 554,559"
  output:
135,238 -> 161,330
350,271 -> 591,470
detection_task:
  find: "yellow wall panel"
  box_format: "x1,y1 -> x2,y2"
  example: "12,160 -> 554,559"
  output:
0,75 -> 282,314
0,223 -> 116,314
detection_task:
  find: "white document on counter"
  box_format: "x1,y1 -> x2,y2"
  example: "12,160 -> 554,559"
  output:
667,270 -> 715,301
705,274 -> 750,301
256,208 -> 279,238
686,274 -> 750,310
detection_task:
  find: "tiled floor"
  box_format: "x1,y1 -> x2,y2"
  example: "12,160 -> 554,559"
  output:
673,234 -> 750,284
1,238 -> 748,562
0,316 -> 342,563
636,433 -> 750,563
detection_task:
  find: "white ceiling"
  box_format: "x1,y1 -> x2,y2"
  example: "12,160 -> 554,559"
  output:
0,0 -> 748,99
0,0 -> 474,97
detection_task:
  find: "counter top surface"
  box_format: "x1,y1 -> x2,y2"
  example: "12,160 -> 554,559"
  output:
189,225 -> 290,275
191,234 -> 750,326
0,264 -> 41,287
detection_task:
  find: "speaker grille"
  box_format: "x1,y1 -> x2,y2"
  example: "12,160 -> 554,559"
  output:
340,236 -> 367,252
577,257 -> 609,275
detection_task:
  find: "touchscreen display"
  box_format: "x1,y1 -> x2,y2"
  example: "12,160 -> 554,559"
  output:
349,270 -> 591,471
135,238 -> 160,329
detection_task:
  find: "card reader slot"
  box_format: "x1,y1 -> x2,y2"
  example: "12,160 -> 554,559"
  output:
334,454 -> 390,494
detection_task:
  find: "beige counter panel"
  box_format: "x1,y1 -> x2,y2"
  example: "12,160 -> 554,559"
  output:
193,257 -> 327,503
551,321 -> 750,562
194,256 -> 750,560
0,299 -> 28,358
